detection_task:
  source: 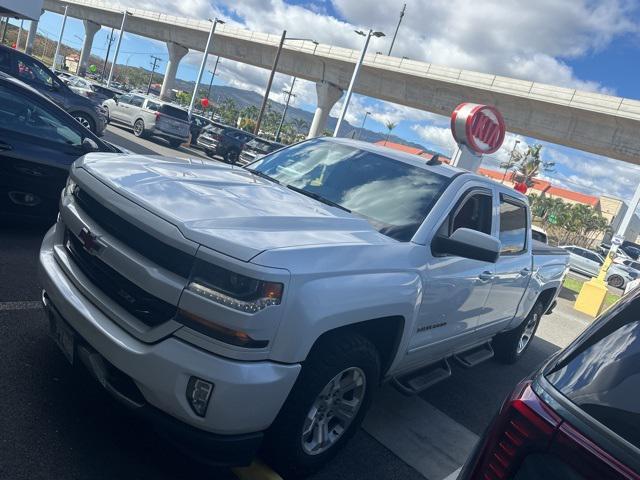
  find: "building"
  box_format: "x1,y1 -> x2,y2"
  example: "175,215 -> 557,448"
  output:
375,140 -> 640,243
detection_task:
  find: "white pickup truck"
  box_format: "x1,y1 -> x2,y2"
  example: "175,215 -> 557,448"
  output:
39,138 -> 569,477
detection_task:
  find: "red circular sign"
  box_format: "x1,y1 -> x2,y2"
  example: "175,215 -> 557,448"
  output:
450,103 -> 506,155
200,97 -> 210,108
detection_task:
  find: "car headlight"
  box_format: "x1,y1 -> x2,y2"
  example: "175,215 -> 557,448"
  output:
187,260 -> 283,314
63,177 -> 77,197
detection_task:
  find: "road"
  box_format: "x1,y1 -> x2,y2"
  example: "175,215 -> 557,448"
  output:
0,131 -> 596,480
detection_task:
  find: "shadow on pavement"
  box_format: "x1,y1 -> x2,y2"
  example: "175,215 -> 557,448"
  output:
103,128 -> 158,155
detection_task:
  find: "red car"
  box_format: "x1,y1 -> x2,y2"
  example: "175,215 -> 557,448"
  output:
460,291 -> 640,480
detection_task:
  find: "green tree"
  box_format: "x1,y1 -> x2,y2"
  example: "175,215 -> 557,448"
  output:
384,121 -> 397,145
513,144 -> 555,191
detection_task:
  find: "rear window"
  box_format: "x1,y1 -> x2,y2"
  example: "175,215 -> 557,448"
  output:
160,104 -> 188,121
204,125 -> 225,135
247,138 -> 281,153
546,294 -> 640,448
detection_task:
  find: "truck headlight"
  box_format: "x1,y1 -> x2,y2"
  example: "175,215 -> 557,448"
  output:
63,178 -> 77,197
187,260 -> 283,314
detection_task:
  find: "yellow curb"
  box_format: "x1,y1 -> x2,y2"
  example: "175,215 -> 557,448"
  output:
232,460 -> 283,480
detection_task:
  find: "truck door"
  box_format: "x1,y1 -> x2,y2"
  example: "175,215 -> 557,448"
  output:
407,186 -> 496,365
479,194 -> 531,335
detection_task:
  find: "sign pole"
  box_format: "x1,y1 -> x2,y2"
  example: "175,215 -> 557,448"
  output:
53,5 -> 68,71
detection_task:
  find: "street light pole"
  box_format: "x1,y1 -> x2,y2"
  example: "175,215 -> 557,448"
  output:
502,140 -> 520,183
388,4 -> 406,56
275,77 -> 296,142
16,20 -> 24,51
107,11 -> 129,87
254,30 -> 287,135
189,18 -> 224,117
333,29 -> 384,137
357,111 -> 371,139
53,5 -> 69,71
207,56 -> 220,99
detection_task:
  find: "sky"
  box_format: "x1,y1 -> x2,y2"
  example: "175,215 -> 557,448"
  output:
10,0 -> 640,207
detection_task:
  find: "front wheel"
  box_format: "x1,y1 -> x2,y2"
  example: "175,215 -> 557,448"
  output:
265,332 -> 380,478
493,301 -> 544,364
168,139 -> 183,148
72,112 -> 95,133
224,149 -> 239,164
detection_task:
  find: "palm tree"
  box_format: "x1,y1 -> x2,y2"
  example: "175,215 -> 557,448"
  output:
384,121 -> 397,145
513,144 -> 555,192
292,118 -> 309,134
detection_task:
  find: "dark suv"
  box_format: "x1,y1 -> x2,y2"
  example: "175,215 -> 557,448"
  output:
0,45 -> 107,135
197,123 -> 255,164
460,290 -> 640,480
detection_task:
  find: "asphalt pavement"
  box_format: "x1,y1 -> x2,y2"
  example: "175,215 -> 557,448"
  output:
0,132 -> 596,480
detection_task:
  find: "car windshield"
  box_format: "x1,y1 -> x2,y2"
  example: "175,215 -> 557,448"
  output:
247,138 -> 281,153
247,140 -> 451,241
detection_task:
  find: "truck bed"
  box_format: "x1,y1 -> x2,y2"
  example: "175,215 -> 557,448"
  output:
532,240 -> 568,256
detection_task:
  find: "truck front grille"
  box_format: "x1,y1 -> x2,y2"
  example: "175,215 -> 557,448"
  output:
74,188 -> 193,278
65,229 -> 177,327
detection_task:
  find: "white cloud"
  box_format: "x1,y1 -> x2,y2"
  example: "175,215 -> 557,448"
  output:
411,124 -> 457,154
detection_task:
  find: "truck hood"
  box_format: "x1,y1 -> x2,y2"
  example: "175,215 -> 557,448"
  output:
79,154 -> 395,261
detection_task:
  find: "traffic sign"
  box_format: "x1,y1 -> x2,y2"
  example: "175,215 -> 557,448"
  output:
451,103 -> 506,155
612,235 -> 624,247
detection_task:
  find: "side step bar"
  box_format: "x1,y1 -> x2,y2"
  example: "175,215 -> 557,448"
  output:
392,359 -> 452,396
453,342 -> 494,368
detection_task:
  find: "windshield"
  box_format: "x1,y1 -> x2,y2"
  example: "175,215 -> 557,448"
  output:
247,140 -> 451,241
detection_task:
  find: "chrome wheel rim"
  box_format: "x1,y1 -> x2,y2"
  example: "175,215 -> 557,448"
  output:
517,313 -> 538,354
609,275 -> 623,288
134,121 -> 143,136
301,367 -> 366,456
75,115 -> 91,129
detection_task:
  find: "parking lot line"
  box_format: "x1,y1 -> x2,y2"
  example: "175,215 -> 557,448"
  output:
232,460 -> 283,480
363,385 -> 478,480
0,301 -> 42,312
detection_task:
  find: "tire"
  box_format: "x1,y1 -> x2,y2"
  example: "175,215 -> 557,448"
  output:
72,112 -> 95,133
265,332 -> 380,478
225,149 -> 240,164
607,274 -> 624,289
493,301 -> 544,364
133,119 -> 147,138
204,149 -> 214,158
169,139 -> 183,148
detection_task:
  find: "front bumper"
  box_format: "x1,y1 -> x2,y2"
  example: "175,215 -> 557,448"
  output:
197,136 -> 219,151
38,224 -> 300,461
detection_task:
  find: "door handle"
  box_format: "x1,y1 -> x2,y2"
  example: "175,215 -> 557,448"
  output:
478,271 -> 494,282
0,141 -> 13,151
519,268 -> 531,276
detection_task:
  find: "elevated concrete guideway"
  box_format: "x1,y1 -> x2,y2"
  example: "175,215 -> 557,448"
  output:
43,0 -> 640,164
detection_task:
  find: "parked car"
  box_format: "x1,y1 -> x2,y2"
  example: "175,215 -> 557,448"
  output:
239,137 -> 285,165
0,45 -> 107,135
460,289 -> 640,480
561,245 -> 638,288
531,225 -> 548,244
102,94 -> 190,148
39,138 -> 569,476
64,75 -> 124,103
0,72 -> 120,223
615,257 -> 640,273
197,123 -> 255,163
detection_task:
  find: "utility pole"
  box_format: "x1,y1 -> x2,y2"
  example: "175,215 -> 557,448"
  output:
147,55 -> 161,94
388,4 -> 406,56
16,20 -> 24,50
275,77 -> 296,142
0,17 -> 8,44
502,140 -> 521,183
101,28 -> 115,83
53,5 -> 69,71
189,18 -> 225,117
254,30 -> 287,135
358,111 -> 371,139
207,56 -> 220,99
107,11 -> 130,87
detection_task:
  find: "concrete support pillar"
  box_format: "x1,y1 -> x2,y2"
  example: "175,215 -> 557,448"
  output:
78,20 -> 101,76
307,81 -> 343,138
25,18 -> 39,55
160,42 -> 188,101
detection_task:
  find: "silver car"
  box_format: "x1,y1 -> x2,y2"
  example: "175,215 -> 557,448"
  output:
102,94 -> 190,148
560,245 -> 638,288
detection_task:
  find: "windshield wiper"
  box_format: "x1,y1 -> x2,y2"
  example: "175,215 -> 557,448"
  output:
286,184 -> 351,213
247,169 -> 280,184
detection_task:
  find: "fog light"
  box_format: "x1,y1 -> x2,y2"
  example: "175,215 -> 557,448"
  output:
186,377 -> 214,417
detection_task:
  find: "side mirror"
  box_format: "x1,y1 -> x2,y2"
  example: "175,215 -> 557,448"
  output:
433,228 -> 501,263
81,137 -> 100,153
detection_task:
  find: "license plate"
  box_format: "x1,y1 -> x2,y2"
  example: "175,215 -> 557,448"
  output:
48,308 -> 75,364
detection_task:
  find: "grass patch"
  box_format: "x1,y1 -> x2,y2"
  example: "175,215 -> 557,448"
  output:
562,276 -> 620,309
